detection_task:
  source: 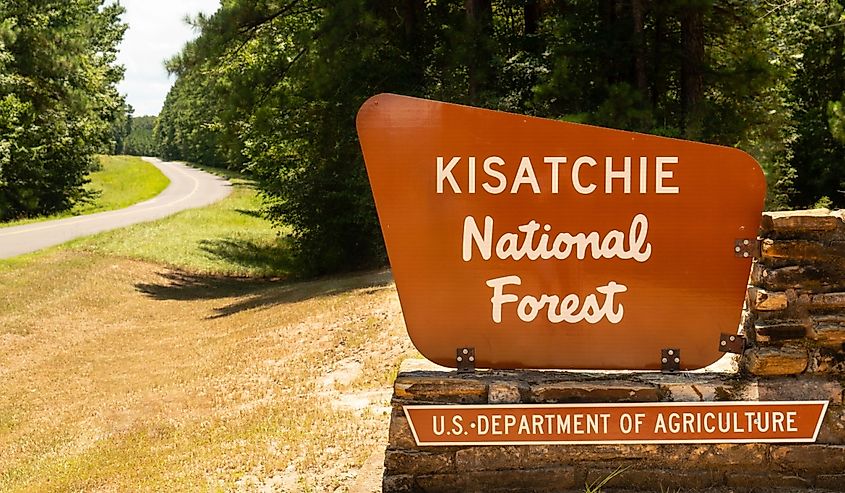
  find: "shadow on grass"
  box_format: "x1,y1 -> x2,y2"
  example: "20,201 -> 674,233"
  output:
234,208 -> 263,219
135,266 -> 393,319
197,237 -> 294,276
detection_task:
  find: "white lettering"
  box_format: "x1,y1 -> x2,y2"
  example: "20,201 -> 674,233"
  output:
639,156 -> 647,193
572,156 -> 597,194
436,155 -> 680,195
511,156 -> 541,194
462,215 -> 493,261
605,156 -> 631,194
482,156 -> 507,194
656,156 -> 679,194
486,276 -> 627,324
468,156 -> 477,193
436,156 -> 461,193
544,156 -> 566,194
486,276 -> 521,323
461,214 -> 652,263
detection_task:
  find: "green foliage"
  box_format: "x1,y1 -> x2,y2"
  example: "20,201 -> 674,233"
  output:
0,0 -> 127,221
122,116 -> 158,156
245,0 -> 423,274
780,0 -> 845,207
110,102 -> 133,155
814,195 -> 834,210
154,0 -> 845,273
1,155 -> 169,227
830,97 -> 845,144
155,72 -> 233,167
157,0 -> 411,274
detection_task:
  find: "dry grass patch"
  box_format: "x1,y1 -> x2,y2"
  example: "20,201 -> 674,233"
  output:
0,251 -> 417,491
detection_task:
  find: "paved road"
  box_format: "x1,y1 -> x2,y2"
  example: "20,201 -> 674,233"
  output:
0,157 -> 232,259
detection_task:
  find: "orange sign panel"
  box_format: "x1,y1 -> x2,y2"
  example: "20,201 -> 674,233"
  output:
357,94 -> 766,370
404,402 -> 829,446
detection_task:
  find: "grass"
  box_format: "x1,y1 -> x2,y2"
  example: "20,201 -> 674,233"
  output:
0,160 -> 419,491
0,252 -> 411,491
0,155 -> 170,228
66,168 -> 293,278
585,466 -> 629,493
77,155 -> 171,213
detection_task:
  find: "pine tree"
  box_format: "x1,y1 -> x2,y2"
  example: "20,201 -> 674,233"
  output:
0,0 -> 126,220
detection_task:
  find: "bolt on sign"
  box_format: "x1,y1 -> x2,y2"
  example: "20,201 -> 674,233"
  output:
403,402 -> 829,446
357,94 -> 766,370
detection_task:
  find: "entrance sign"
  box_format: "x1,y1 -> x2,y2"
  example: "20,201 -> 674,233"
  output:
357,94 -> 766,370
404,401 -> 829,446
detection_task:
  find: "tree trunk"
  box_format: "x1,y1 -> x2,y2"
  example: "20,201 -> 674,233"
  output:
681,6 -> 705,140
524,0 -> 542,54
650,6 -> 665,108
631,0 -> 648,99
465,0 -> 492,103
525,0 -> 540,35
403,0 -> 424,44
465,0 -> 492,20
402,0 -> 426,84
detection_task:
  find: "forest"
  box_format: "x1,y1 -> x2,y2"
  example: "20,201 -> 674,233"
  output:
118,115 -> 158,156
3,0 -> 845,274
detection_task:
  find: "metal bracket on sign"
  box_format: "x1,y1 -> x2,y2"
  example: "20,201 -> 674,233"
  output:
661,348 -> 680,373
734,238 -> 760,259
456,347 -> 475,373
719,333 -> 746,354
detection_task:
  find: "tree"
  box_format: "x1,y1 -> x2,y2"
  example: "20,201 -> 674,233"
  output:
111,102 -> 133,155
0,0 -> 126,220
783,0 -> 845,207
155,0 -> 804,273
123,115 -> 158,156
158,0 -> 427,273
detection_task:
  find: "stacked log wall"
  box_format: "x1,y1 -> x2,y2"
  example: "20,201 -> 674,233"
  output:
745,209 -> 845,376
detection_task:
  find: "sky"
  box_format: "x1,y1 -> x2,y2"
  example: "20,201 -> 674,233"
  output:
116,0 -> 221,117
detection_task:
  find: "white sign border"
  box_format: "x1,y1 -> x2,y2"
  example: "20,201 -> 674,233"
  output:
403,400 -> 830,447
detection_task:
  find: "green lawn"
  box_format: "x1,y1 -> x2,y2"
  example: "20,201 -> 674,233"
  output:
1,162 -> 291,279
76,155 -> 171,213
66,169 -> 293,278
0,155 -> 170,227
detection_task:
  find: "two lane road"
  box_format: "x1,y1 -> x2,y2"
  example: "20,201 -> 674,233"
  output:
0,158 -> 232,259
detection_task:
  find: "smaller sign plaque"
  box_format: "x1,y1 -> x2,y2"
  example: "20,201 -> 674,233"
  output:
404,401 -> 829,446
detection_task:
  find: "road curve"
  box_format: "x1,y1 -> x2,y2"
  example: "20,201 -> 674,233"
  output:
0,158 -> 232,259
